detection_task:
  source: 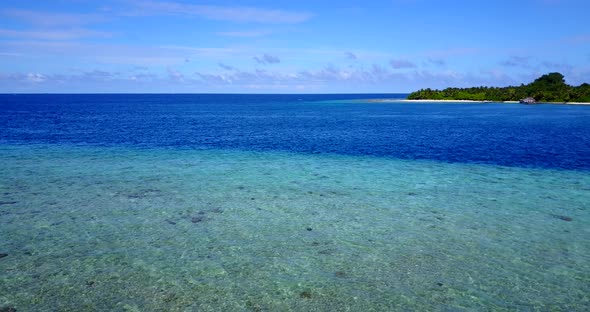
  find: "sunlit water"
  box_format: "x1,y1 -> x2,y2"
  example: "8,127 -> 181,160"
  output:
1,95 -> 589,311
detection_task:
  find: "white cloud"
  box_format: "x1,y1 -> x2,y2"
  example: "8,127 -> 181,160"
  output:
216,30 -> 272,37
254,54 -> 281,65
190,65 -> 539,91
499,56 -> 531,68
2,65 -> 556,93
390,59 -> 416,69
427,58 -> 446,66
0,28 -> 113,40
541,61 -> 573,72
563,34 -> 590,44
421,47 -> 482,58
218,63 -> 236,71
0,52 -> 23,57
167,68 -> 185,82
127,0 -> 313,23
82,70 -> 120,81
345,52 -> 358,60
1,8 -> 107,26
195,65 -> 398,86
26,73 -> 46,83
0,41 -> 242,66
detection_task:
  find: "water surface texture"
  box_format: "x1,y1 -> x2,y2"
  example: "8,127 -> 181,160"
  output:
0,94 -> 589,311
2,94 -> 590,169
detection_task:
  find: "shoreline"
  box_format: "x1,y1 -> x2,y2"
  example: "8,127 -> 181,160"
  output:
363,99 -> 590,105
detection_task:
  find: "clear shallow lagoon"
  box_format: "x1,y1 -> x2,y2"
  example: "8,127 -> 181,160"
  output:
1,95 -> 589,311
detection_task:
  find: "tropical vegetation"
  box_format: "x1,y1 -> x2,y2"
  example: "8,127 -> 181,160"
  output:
407,73 -> 590,103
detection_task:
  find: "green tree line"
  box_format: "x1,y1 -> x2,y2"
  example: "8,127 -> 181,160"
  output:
407,73 -> 590,102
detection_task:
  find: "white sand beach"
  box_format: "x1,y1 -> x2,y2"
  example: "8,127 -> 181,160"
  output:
363,99 -> 590,105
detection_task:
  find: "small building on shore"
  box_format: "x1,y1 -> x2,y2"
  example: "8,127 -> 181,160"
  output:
520,97 -> 536,104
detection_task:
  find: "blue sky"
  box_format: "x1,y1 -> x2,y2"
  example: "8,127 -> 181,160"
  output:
0,0 -> 589,93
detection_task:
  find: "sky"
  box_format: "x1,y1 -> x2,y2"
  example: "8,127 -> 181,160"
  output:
0,0 -> 589,93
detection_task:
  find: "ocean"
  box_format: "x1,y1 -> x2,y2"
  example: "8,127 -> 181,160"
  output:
0,94 -> 589,311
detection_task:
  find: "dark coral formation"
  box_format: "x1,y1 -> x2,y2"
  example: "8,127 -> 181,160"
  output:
551,214 -> 573,222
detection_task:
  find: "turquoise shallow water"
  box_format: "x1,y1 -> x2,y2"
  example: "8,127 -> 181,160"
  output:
1,144 -> 589,311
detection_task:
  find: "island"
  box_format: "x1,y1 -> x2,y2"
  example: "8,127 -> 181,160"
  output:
407,73 -> 590,103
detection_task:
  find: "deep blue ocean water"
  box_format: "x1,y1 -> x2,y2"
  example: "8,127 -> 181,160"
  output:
2,94 -> 589,170
1,94 -> 589,311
